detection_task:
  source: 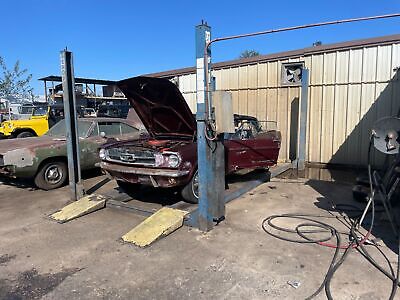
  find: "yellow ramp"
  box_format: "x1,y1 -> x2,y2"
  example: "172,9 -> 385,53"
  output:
50,194 -> 107,223
122,207 -> 188,247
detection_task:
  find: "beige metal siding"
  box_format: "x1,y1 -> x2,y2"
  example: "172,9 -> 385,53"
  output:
176,41 -> 400,166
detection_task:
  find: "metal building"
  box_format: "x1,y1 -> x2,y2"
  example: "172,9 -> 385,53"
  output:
146,34 -> 400,167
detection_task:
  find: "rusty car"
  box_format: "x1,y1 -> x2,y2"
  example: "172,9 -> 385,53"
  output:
99,76 -> 281,203
0,117 -> 142,190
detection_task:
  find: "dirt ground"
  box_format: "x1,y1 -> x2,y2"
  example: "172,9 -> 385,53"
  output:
0,172 -> 398,300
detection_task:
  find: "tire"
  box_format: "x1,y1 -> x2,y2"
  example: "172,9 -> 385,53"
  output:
16,131 -> 34,138
116,180 -> 141,193
181,170 -> 199,204
34,161 -> 68,190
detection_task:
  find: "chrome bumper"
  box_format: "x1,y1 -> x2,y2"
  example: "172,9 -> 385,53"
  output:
100,162 -> 189,177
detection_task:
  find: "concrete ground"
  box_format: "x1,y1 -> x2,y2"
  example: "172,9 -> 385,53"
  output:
0,172 -> 398,300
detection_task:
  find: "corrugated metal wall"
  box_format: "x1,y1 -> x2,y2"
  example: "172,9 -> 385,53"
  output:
177,43 -> 400,166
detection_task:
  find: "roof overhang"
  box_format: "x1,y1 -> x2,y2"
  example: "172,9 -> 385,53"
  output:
38,76 -> 117,86
144,33 -> 400,78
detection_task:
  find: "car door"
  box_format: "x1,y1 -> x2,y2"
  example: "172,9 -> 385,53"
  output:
223,120 -> 280,172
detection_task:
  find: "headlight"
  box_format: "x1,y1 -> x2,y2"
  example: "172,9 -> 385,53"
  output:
99,148 -> 106,160
7,123 -> 13,129
167,154 -> 180,168
154,152 -> 181,168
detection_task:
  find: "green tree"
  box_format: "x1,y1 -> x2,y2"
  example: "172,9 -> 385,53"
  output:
0,56 -> 33,101
239,50 -> 260,59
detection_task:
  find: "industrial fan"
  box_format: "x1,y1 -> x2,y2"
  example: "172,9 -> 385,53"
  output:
282,64 -> 303,85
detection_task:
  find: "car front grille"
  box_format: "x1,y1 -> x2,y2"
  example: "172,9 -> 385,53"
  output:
106,148 -> 156,166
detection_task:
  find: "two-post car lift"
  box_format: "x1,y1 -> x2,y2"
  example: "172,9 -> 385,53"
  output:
50,14 -> 400,246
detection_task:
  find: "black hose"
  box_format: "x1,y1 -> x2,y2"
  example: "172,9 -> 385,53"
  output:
261,136 -> 400,299
262,214 -> 346,299
325,243 -> 354,300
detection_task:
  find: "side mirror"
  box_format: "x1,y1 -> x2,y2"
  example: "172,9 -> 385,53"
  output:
100,131 -> 106,138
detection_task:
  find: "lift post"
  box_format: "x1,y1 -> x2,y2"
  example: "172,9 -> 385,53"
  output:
60,50 -> 84,201
197,14 -> 400,176
296,68 -> 309,171
195,23 -> 225,232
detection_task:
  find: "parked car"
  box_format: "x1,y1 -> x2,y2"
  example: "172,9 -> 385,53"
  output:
4,103 -> 35,120
99,76 -> 281,203
0,104 -> 85,139
0,105 -> 57,138
15,104 -> 35,120
0,117 -> 142,190
97,105 -> 130,118
83,108 -> 97,117
0,99 -> 8,123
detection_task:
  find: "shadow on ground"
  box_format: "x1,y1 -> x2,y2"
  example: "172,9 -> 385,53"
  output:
307,178 -> 399,254
0,168 -> 103,191
0,267 -> 81,300
115,169 -> 270,207
117,185 -> 183,206
278,167 -> 361,184
0,176 -> 35,190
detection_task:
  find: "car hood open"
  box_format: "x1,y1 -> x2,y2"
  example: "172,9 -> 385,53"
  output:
117,76 -> 196,139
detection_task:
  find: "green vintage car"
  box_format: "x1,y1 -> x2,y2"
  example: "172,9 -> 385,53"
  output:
0,117 -> 142,190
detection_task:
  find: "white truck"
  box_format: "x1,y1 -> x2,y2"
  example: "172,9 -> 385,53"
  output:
0,100 -> 35,124
0,99 -> 9,123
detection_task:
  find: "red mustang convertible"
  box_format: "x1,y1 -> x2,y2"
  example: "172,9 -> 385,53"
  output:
99,76 -> 281,203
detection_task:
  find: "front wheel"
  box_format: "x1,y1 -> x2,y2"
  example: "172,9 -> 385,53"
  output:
34,161 -> 68,190
16,131 -> 34,138
181,170 -> 199,204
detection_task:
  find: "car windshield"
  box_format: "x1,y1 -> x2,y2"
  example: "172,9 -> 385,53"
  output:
20,106 -> 34,114
32,106 -> 48,116
45,120 -> 93,138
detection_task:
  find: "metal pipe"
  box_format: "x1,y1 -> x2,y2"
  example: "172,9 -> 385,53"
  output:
51,81 -> 55,102
209,13 -> 400,46
93,84 -> 97,110
203,53 -> 213,121
44,81 -> 47,103
203,13 -> 400,120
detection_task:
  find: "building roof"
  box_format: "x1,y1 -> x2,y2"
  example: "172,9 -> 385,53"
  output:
38,76 -> 116,86
144,33 -> 400,78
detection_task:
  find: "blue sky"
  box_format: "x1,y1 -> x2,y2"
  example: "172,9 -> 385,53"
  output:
1,0 -> 400,94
